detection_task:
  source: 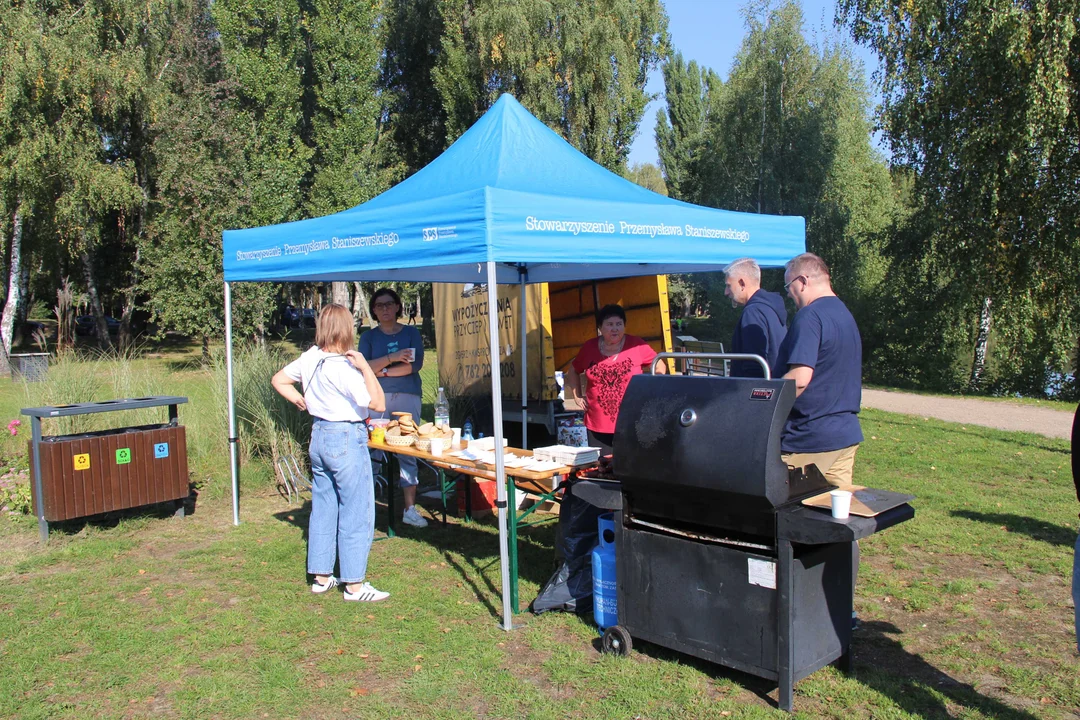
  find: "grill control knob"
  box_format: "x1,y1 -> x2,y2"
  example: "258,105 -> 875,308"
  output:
679,409 -> 697,427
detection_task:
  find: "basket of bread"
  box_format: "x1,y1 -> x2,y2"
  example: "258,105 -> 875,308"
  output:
383,412 -> 418,447
414,423 -> 454,452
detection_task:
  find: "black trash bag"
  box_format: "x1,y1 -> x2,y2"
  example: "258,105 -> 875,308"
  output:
531,484 -> 604,614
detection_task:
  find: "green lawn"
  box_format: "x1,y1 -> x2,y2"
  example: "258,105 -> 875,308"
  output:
0,354 -> 1077,719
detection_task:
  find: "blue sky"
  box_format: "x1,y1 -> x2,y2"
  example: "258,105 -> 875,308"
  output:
628,0 -> 881,166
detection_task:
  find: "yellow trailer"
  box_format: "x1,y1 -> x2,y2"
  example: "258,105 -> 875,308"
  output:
433,276 -> 673,433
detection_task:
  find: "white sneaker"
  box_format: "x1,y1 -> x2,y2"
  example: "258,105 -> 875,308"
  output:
311,576 -> 338,594
402,506 -> 429,528
343,582 -> 390,602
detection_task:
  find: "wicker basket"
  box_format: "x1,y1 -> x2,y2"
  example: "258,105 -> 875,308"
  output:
384,431 -> 416,448
415,430 -> 453,453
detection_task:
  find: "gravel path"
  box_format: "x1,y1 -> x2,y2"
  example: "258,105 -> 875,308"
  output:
861,388 -> 1075,440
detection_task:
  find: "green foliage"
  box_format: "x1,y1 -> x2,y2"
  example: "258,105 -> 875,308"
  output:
432,0 -> 670,171
625,162 -> 668,196
839,0 -> 1080,398
0,480 -> 31,515
667,1 -> 896,351
655,51 -> 719,200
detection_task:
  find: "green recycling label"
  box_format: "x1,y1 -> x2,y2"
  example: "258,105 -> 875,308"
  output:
116,448 -> 131,465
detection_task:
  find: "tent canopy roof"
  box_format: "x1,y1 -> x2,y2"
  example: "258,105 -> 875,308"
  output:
223,95 -> 805,285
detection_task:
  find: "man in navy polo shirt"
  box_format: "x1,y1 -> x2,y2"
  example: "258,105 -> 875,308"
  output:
724,257 -> 787,378
773,252 -> 863,485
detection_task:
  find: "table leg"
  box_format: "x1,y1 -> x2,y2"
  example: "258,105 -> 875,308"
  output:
507,472 -> 519,614
438,468 -> 448,524
463,475 -> 473,523
386,453 -> 398,538
777,538 -> 794,712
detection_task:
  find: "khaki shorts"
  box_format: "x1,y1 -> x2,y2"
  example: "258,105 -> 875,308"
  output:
782,444 -> 859,487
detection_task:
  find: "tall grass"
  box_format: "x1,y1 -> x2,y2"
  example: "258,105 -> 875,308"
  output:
210,344 -> 311,486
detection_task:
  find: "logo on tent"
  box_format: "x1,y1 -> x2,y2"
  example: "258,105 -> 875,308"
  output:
422,225 -> 457,242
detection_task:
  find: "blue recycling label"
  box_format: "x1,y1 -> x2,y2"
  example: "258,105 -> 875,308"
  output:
154,442 -> 169,459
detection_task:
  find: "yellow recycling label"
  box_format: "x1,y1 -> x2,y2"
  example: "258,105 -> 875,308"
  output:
73,454 -> 90,471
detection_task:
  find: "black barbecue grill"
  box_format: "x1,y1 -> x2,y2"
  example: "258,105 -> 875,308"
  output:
591,358 -> 914,712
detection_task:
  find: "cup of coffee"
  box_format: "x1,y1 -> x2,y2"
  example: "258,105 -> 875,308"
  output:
830,490 -> 852,519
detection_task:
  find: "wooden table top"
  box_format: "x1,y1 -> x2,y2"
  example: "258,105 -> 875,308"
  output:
367,441 -> 572,482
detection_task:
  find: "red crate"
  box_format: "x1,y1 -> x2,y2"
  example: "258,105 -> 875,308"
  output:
457,477 -> 497,518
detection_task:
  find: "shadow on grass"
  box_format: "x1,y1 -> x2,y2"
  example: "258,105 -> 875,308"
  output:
867,415 -> 1070,455
43,484 -> 199,535
853,620 -> 1043,719
271,483 -> 560,621
949,510 -> 1077,547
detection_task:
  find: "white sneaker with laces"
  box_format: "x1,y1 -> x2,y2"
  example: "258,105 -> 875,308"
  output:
311,576 -> 339,594
402,505 -> 429,528
343,582 -> 390,602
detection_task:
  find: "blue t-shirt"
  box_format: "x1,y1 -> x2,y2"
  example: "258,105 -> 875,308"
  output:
773,296 -> 863,453
358,325 -> 424,396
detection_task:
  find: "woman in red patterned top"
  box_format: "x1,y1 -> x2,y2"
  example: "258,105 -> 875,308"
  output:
565,304 -> 666,454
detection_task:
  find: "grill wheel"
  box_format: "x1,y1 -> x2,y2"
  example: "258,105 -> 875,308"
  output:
601,625 -> 633,656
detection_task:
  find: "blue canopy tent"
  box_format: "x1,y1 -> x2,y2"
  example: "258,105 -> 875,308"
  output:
223,94 -> 805,629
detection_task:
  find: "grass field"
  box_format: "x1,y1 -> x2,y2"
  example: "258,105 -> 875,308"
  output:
0,350 -> 1077,719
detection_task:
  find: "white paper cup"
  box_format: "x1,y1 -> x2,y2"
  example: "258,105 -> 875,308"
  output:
451,427 -> 462,447
429,437 -> 444,456
405,347 -> 416,362
830,490 -> 852,519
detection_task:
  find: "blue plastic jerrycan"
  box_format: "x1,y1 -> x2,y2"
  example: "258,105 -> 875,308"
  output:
592,512 -> 618,629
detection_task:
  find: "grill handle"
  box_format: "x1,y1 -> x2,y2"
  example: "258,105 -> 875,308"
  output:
649,352 -> 771,380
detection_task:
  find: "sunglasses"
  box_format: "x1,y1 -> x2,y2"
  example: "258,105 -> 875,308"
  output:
373,301 -> 398,309
783,275 -> 806,292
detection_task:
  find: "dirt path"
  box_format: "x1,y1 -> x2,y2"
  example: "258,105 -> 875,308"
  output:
861,388 -> 1075,440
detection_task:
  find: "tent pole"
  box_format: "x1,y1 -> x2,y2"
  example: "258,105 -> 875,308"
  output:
487,262 -> 513,630
224,281 -> 240,526
519,268 -> 527,449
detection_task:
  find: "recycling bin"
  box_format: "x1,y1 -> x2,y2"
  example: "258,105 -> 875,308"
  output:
22,396 -> 189,541
10,352 -> 49,382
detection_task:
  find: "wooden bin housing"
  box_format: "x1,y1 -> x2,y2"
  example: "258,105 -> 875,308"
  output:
22,396 -> 189,541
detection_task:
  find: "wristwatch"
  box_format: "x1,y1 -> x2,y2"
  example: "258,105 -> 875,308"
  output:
380,367 -> 389,377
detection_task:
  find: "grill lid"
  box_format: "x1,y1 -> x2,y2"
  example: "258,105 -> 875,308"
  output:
614,375 -> 824,531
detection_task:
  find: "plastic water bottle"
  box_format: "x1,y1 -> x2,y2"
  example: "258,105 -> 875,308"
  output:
434,387 -> 450,429
592,513 -> 618,629
462,419 -> 474,442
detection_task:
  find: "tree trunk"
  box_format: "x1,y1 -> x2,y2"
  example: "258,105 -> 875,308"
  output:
202,334 -> 210,362
118,246 -> 140,352
352,282 -> 370,326
13,257 -> 30,346
420,283 -> 434,344
79,236 -> 113,351
1,206 -> 24,358
331,281 -> 350,307
969,296 -> 992,391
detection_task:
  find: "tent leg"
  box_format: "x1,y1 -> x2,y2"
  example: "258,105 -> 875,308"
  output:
224,281 -> 240,526
519,270 -> 528,449
488,262 -> 514,630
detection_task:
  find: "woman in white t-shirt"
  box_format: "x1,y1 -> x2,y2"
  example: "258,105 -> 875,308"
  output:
272,304 -> 389,602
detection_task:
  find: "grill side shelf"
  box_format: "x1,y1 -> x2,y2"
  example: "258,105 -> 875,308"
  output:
777,502 -> 915,544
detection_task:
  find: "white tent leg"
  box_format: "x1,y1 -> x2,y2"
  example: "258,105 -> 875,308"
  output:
224,282 -> 240,526
519,271 -> 527,449
488,262 -> 513,630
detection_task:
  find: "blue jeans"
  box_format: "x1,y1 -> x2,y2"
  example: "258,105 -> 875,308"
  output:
307,420 -> 375,584
1073,532 -> 1079,653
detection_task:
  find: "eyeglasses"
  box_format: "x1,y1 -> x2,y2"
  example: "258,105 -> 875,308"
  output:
783,275 -> 806,292
373,302 -> 397,310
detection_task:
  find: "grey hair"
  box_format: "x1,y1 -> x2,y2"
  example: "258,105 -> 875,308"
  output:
723,257 -> 760,283
785,252 -> 830,281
